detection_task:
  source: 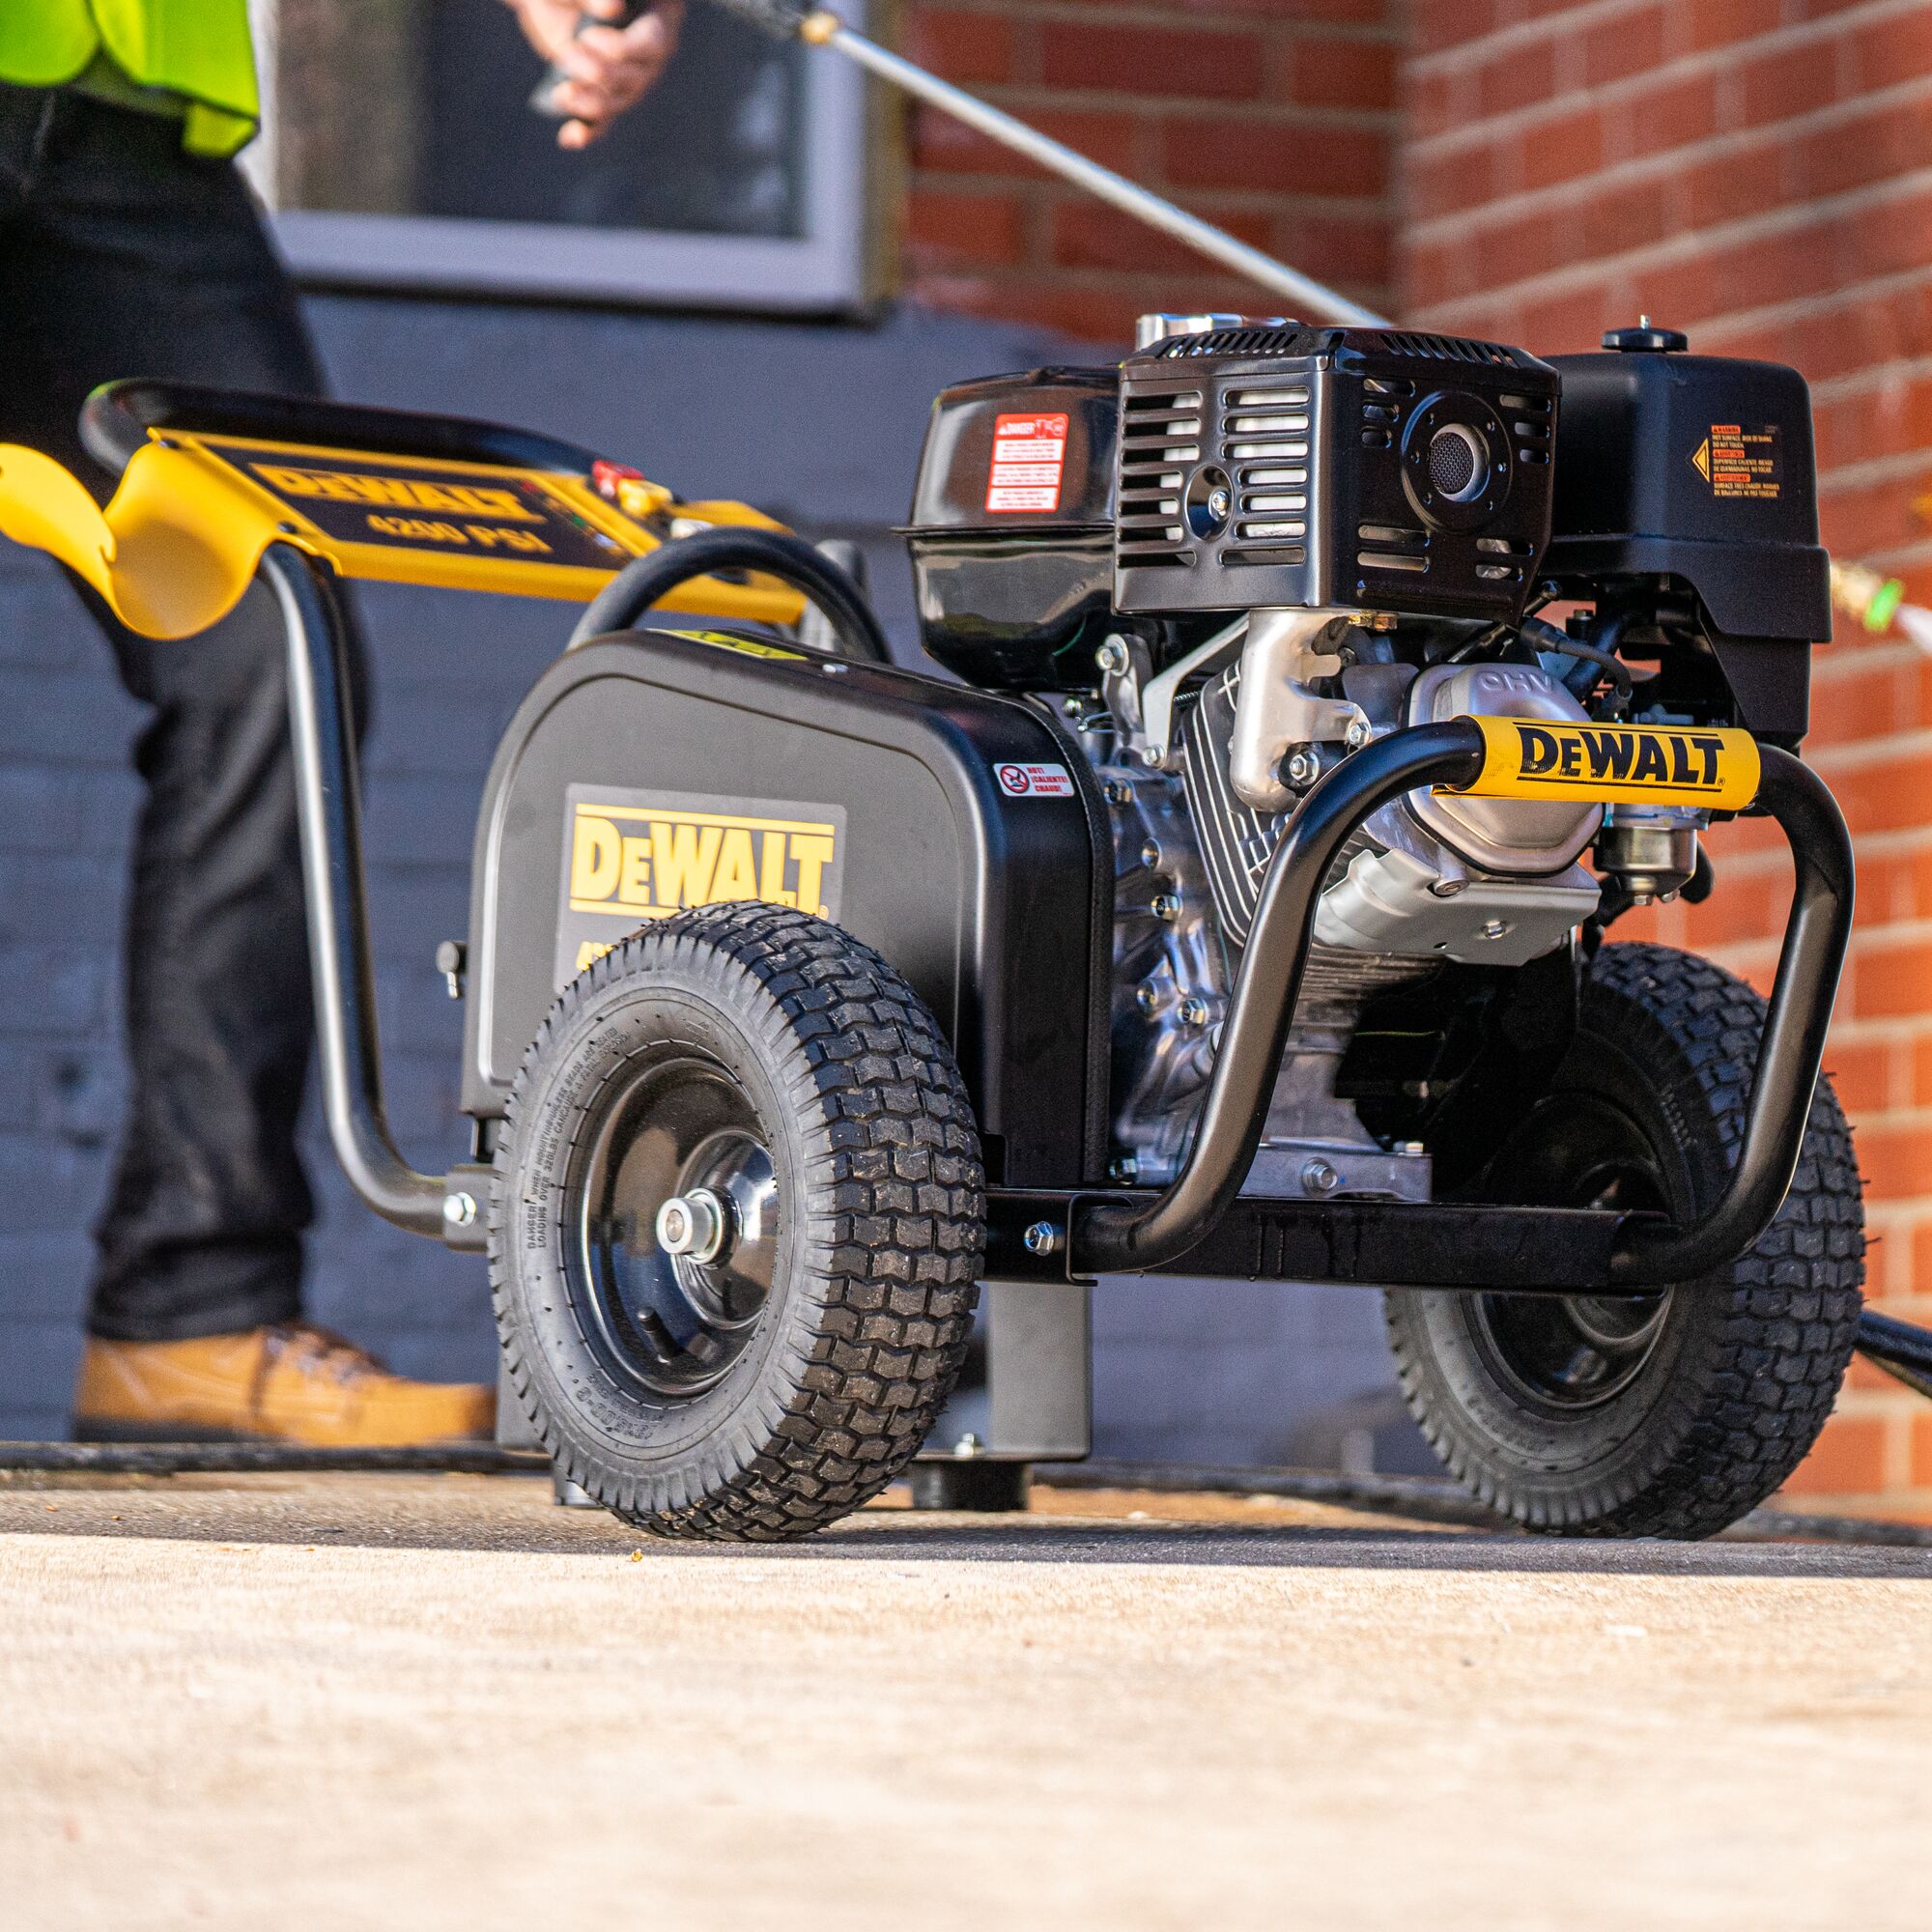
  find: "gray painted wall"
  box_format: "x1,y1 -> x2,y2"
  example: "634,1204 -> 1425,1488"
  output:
0,293 -> 1421,1471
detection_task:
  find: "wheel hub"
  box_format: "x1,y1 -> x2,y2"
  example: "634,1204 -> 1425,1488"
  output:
576,1057 -> 780,1397
1471,1100 -> 1674,1412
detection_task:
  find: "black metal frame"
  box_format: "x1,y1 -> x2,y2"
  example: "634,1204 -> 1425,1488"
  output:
987,723 -> 1857,1293
266,541 -> 1856,1299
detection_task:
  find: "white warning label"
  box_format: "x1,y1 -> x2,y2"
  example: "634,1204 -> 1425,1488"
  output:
986,412 -> 1070,514
995,762 -> 1076,798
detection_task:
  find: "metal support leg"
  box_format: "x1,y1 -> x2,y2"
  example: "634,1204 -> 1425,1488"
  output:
262,545 -> 447,1238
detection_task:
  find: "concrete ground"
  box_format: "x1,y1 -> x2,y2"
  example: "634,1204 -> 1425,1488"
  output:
4,1473 -> 1930,1932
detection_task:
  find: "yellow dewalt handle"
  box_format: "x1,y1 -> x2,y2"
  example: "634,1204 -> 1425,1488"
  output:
0,440 -> 280,639
0,437 -> 806,639
1445,716 -> 1762,813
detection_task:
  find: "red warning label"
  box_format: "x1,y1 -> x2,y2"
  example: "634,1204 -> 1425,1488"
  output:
986,412 -> 1069,514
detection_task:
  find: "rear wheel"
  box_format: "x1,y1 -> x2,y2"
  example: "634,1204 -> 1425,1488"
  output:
492,903 -> 984,1540
1385,942 -> 1864,1538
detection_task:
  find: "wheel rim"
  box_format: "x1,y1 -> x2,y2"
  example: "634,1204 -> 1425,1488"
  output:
576,1053 -> 780,1397
1471,1093 -> 1674,1411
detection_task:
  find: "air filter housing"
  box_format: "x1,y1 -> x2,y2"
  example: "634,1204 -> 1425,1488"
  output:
1114,324 -> 1561,623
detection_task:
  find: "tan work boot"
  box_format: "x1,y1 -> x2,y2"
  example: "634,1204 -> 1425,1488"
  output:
73,1324 -> 496,1448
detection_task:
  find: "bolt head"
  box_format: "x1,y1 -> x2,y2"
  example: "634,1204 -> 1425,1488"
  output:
1102,778 -> 1134,806
1207,487 -> 1233,522
1135,981 -> 1160,1014
1022,1220 -> 1063,1257
1478,917 -> 1513,940
1141,744 -> 1167,768
1345,718 -> 1372,750
1150,893 -> 1181,921
1179,996 -> 1210,1027
1095,638 -> 1131,674
442,1191 -> 477,1228
657,1188 -> 727,1263
1300,1157 -> 1342,1198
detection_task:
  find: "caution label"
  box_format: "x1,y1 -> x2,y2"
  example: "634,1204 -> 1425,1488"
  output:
554,784 -> 846,988
1450,718 -> 1761,812
1690,423 -> 1782,500
986,412 -> 1069,514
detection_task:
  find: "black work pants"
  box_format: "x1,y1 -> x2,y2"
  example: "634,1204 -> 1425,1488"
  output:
0,84 -> 358,1340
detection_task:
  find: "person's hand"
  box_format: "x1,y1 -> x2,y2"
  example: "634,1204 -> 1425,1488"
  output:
504,0 -> 686,149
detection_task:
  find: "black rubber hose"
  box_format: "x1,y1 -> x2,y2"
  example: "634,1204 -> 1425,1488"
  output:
569,526 -> 892,663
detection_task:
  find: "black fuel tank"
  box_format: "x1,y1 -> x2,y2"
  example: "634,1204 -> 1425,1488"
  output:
902,366 -> 1120,690
459,628 -> 1109,1189
1547,333 -> 1830,644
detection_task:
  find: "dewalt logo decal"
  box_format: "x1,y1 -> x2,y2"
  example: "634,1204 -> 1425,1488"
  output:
192,439 -> 633,572
1451,718 -> 1761,812
554,783 -> 846,987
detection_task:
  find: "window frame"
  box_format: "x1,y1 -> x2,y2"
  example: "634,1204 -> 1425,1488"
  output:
245,0 -> 878,316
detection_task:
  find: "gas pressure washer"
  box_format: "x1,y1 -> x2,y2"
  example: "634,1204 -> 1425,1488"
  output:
1,0 -> 1926,1539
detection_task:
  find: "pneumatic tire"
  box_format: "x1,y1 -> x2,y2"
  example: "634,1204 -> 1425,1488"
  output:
491,903 -> 984,1541
1385,941 -> 1864,1539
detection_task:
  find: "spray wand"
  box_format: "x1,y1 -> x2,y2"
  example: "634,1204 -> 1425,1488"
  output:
699,0 -> 1384,327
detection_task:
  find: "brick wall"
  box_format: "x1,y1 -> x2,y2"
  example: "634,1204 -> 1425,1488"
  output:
900,0 -> 1401,344
1401,0 -> 1932,1517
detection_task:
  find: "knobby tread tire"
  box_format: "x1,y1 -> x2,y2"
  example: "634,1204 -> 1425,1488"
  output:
1385,940 -> 1865,1540
490,902 -> 984,1541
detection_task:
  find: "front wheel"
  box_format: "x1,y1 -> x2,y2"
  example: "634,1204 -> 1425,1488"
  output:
1385,942 -> 1864,1539
492,903 -> 984,1540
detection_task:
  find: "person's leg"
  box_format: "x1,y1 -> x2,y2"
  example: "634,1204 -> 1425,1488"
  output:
0,96 -> 336,1343
0,93 -> 490,1444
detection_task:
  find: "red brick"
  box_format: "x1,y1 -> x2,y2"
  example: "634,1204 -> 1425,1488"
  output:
1412,0 -> 1498,55
1472,206 -> 1563,295
1857,941 -> 1932,1021
1664,0 -> 1783,59
1734,39 -> 1835,129
1913,1034 -> 1932,1107
1267,209 -> 1391,296
1780,1412 -> 1888,1495
1576,175 -> 1671,263
1406,136 -> 1500,219
1406,67 -> 1464,142
904,6 -> 1016,87
1582,2 -> 1665,87
1851,1121 -> 1932,1201
1473,35 -> 1558,117
1914,1412 -> 1932,1487
1616,68 -> 1720,157
1514,103 -> 1606,194
912,102 -> 1145,179
1681,866 -> 1791,952
1041,22 -> 1265,100
1292,36 -> 1398,110
1832,746 -> 1932,838
906,186 -> 1030,268
1163,115 -> 1388,195
1051,197 -> 1269,275
1847,10 -> 1932,95
1824,1038 -> 1893,1116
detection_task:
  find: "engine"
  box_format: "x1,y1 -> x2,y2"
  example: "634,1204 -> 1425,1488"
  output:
901,315 -> 1822,1202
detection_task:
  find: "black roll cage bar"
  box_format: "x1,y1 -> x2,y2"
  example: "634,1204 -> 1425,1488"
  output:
266,540 -> 1857,1298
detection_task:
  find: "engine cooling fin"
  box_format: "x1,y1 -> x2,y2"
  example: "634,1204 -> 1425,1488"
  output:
1179,661 -> 1279,948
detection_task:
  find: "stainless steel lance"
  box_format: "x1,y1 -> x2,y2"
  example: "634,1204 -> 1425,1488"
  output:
700,0 -> 1390,327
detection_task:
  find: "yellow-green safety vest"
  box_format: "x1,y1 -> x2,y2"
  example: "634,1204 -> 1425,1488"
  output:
0,1 -> 258,157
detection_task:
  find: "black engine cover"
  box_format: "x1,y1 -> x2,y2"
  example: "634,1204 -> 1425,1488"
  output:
1115,324 -> 1559,623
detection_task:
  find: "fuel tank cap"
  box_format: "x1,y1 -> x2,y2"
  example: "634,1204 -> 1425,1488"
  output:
1603,316 -> 1689,353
